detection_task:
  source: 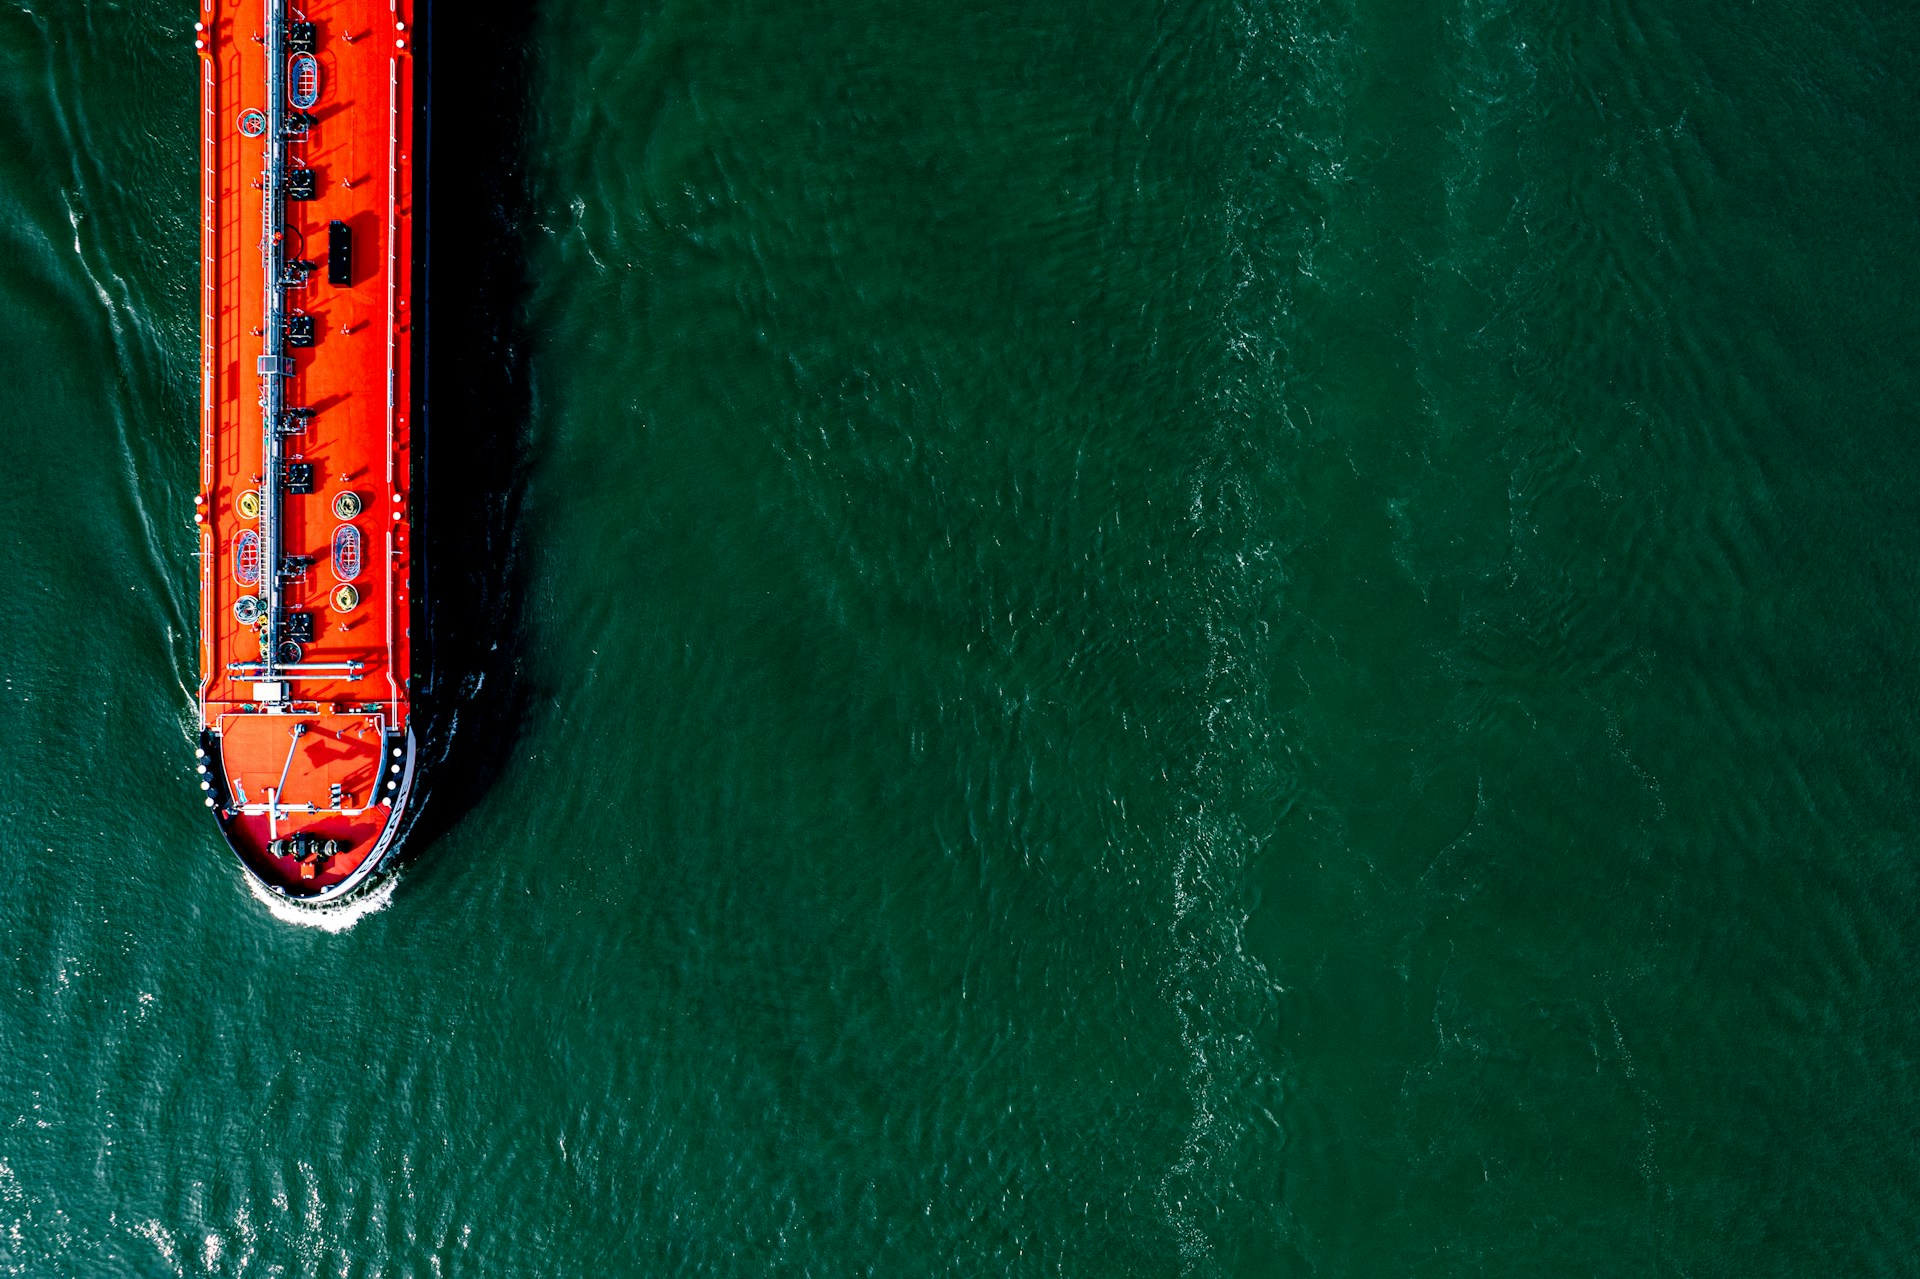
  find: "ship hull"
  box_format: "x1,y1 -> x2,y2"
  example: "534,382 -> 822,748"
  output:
194,0 -> 420,905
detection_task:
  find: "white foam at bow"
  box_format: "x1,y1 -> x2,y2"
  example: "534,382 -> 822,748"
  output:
245,869 -> 399,932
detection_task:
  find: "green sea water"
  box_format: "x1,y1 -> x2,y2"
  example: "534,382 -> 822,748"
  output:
4,0 -> 1920,1274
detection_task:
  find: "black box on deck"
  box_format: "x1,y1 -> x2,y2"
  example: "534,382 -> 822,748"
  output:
328,220 -> 352,286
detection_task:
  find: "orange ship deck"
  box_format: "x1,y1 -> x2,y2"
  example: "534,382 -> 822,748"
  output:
194,0 -> 417,901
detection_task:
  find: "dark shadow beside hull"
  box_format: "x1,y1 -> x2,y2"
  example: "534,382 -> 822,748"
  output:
390,0 -> 541,862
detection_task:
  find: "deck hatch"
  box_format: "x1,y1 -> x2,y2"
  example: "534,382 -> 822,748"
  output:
328,220 -> 352,286
332,524 -> 363,581
233,531 -> 261,586
289,53 -> 321,109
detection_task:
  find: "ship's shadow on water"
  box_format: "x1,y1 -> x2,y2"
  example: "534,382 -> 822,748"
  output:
394,0 -> 540,859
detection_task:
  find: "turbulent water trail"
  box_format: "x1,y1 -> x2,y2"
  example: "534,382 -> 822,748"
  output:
1145,0 -> 1355,1268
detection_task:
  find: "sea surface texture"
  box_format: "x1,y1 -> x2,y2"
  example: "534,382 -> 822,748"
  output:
3,0 -> 1918,1274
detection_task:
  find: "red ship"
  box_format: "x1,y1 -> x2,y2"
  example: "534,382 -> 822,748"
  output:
193,0 -> 418,903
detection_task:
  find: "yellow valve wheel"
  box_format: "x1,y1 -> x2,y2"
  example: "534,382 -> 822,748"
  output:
332,491 -> 363,519
332,583 -> 360,613
236,489 -> 261,520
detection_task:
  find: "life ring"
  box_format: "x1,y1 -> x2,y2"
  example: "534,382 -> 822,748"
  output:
332,491 -> 363,519
233,594 -> 262,625
237,489 -> 261,520
332,583 -> 359,613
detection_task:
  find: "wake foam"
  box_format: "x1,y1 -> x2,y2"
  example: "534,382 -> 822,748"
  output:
244,870 -> 398,932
